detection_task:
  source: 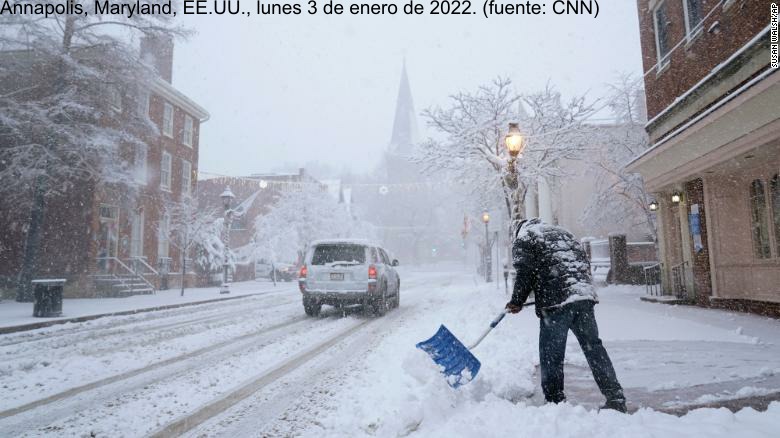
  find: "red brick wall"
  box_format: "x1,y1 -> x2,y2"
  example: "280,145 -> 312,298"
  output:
637,0 -> 772,120
685,178 -> 713,305
627,243 -> 658,264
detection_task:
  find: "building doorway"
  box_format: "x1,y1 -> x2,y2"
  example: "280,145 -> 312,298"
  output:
97,204 -> 119,273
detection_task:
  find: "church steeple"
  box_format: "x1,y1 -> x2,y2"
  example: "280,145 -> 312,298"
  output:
389,61 -> 418,154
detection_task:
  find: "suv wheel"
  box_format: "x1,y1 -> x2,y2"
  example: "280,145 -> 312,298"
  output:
303,299 -> 321,317
374,283 -> 388,316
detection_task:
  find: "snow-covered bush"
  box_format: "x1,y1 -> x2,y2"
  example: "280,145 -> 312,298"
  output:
253,185 -> 376,264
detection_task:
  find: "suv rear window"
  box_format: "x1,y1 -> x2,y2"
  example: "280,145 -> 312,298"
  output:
311,244 -> 366,265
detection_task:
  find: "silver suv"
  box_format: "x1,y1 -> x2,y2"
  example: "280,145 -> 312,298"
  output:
298,239 -> 400,317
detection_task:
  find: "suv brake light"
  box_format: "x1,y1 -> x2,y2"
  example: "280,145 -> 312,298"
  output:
298,265 -> 307,293
368,264 -> 377,280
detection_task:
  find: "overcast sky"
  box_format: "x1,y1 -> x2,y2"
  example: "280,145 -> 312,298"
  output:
174,3 -> 643,178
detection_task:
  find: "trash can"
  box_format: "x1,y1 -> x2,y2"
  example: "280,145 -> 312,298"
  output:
32,279 -> 65,317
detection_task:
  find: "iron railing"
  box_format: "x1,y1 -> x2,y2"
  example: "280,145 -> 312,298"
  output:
643,263 -> 662,296
95,256 -> 156,293
670,261 -> 689,299
127,256 -> 159,276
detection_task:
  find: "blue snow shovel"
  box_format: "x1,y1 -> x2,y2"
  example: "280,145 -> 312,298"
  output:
416,302 -> 534,388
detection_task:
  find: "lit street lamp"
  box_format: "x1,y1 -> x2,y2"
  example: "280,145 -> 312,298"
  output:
505,122 -> 526,183
505,122 -> 526,160
482,211 -> 492,283
504,123 -> 526,221
219,185 -> 235,294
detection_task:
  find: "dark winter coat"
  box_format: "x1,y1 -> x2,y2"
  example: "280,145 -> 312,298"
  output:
509,218 -> 597,318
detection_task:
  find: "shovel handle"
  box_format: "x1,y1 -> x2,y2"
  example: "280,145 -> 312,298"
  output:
469,302 -> 535,350
490,311 -> 506,328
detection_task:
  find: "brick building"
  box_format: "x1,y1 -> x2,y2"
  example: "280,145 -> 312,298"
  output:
628,0 -> 779,313
0,37 -> 209,298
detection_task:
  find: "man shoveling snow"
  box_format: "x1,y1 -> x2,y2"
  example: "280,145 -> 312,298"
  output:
506,218 -> 627,413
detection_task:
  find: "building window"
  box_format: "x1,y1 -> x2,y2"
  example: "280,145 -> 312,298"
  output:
160,151 -> 172,190
135,144 -> 148,184
138,91 -> 150,119
181,159 -> 192,196
749,179 -> 771,259
683,0 -> 703,38
653,1 -> 671,68
99,204 -> 118,220
130,211 -> 144,258
108,86 -> 122,112
182,115 -> 194,147
772,174 -> 780,253
158,213 -> 170,259
163,102 -> 174,138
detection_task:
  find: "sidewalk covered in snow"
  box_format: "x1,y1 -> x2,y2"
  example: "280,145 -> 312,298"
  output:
0,280 -> 294,333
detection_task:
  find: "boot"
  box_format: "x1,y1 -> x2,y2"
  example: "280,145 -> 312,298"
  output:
600,398 -> 627,413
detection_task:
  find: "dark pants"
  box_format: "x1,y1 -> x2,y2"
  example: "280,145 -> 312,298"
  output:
539,300 -> 623,403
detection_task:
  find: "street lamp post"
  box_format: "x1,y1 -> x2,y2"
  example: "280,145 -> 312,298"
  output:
503,123 -> 526,291
504,122 -> 526,221
220,185 -> 235,294
482,211 -> 492,283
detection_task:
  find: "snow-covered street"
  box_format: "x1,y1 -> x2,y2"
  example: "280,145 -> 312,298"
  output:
3,3 -> 779,437
1,265 -> 778,437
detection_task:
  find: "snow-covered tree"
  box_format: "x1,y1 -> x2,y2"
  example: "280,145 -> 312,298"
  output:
253,186 -> 376,265
193,217 -> 235,283
0,4 -> 188,297
581,75 -> 657,240
0,2 -> 187,201
163,199 -> 221,296
416,77 -> 597,228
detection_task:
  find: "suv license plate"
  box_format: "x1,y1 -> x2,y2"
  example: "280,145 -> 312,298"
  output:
330,273 -> 344,281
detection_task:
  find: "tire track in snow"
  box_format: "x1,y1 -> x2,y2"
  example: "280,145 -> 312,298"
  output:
149,317 -> 375,437
189,272 -> 460,436
0,314 -> 311,422
174,273 -> 455,437
201,305 -> 414,437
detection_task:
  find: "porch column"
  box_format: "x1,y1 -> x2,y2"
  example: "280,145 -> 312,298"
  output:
538,178 -> 554,223
525,183 -> 539,218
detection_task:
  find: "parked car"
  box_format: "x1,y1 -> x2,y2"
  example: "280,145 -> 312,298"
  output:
298,239 -> 400,317
274,263 -> 298,282
255,260 -> 297,282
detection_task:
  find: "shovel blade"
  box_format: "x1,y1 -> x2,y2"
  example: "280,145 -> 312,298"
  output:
416,325 -> 481,388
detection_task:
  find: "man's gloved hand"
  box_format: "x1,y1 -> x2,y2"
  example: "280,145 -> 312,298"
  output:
505,302 -> 523,314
